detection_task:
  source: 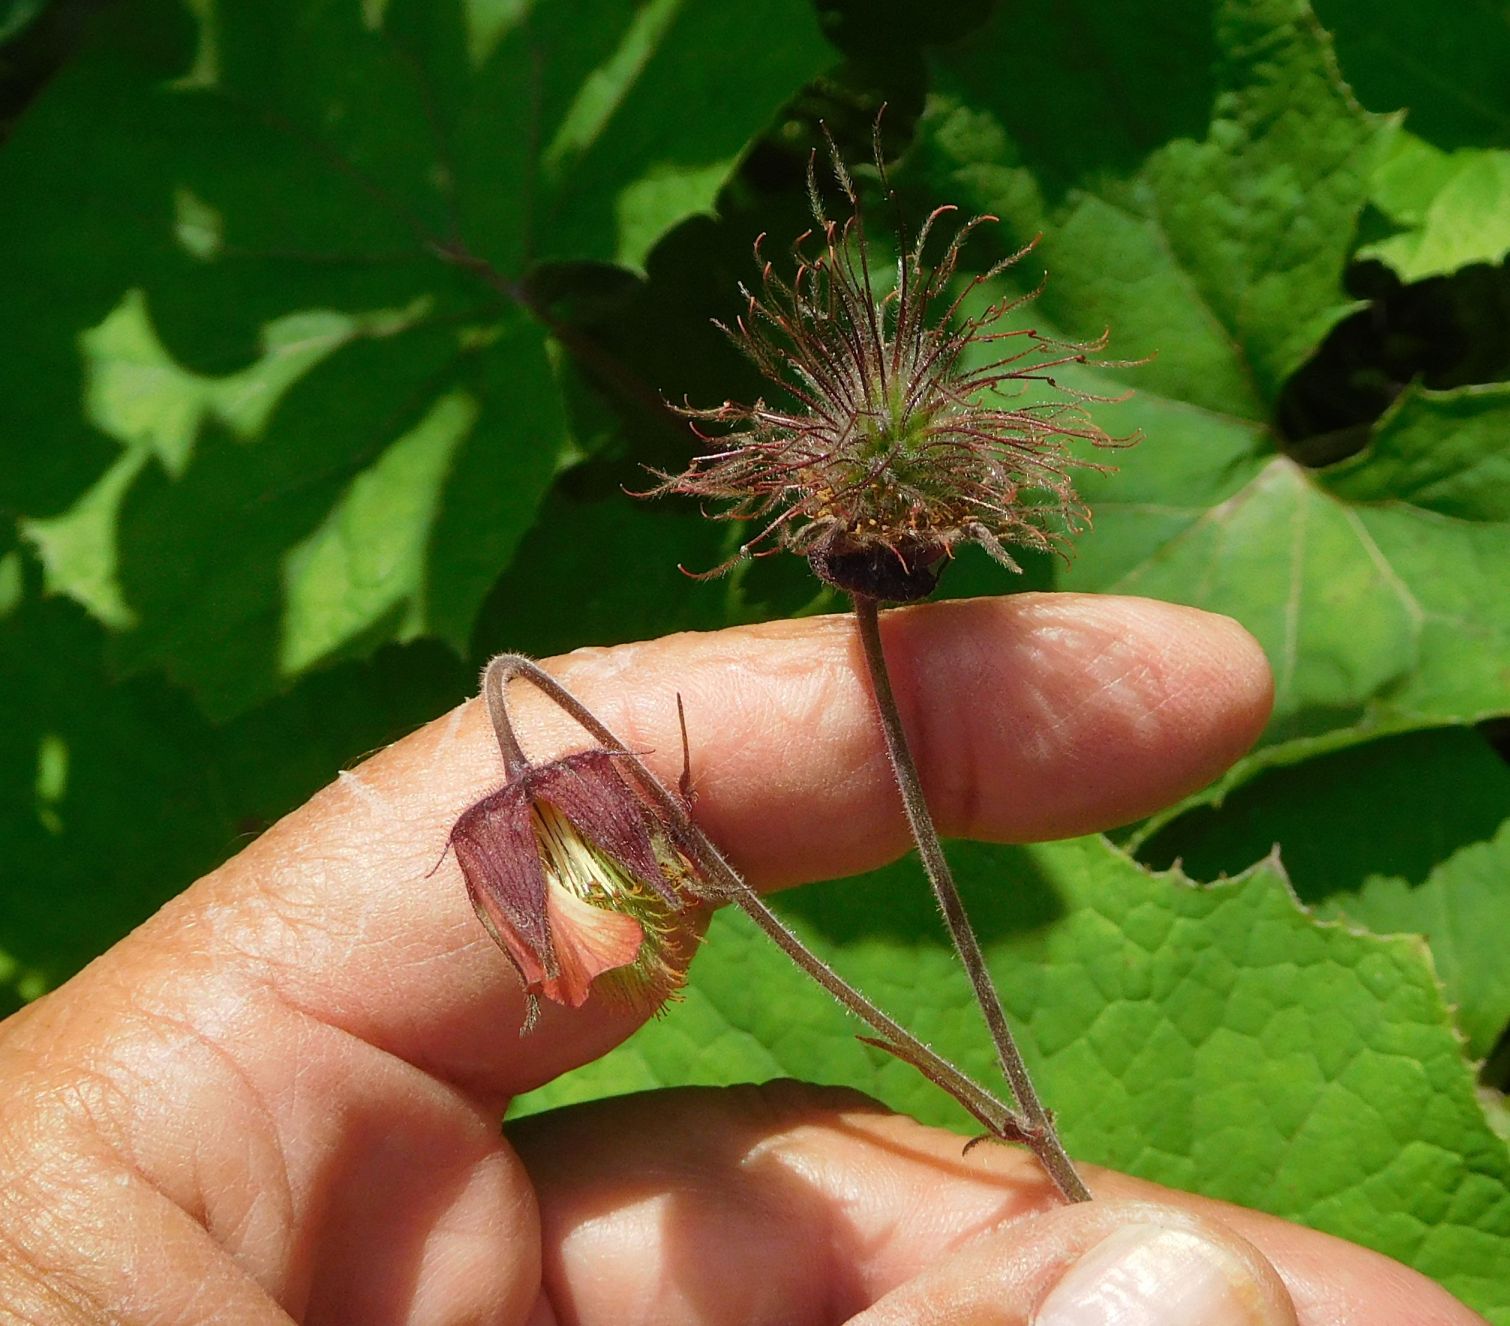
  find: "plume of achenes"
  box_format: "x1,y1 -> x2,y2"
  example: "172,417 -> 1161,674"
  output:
655,132 -> 1135,603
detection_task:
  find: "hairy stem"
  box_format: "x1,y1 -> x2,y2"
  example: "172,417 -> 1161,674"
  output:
482,661 -> 531,780
480,654 -> 1026,1142
850,597 -> 1090,1203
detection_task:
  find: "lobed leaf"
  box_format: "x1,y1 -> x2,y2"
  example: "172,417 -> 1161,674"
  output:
1139,726 -> 1510,1061
912,0 -> 1509,784
0,0 -> 830,716
1358,133 -> 1510,282
516,837 -> 1510,1321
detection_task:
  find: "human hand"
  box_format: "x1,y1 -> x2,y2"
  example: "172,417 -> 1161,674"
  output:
0,596 -> 1485,1323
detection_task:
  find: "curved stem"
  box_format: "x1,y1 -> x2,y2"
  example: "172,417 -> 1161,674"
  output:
478,654 -> 1025,1141
850,597 -> 1090,1203
482,659 -> 530,779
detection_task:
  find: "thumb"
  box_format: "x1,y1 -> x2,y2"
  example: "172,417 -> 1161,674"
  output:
853,1200 -> 1297,1326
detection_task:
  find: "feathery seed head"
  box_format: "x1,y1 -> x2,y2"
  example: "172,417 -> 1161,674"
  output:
654,131 -> 1136,602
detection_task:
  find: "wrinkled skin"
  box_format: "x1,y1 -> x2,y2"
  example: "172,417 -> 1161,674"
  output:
0,596 -> 1487,1324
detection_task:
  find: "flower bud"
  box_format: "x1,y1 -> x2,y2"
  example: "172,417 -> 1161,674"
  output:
449,749 -> 701,1018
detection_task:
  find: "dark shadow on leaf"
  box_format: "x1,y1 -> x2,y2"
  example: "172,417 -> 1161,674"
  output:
1140,727 -> 1508,901
1312,0 -> 1510,150
0,587 -> 468,1010
469,478 -> 734,660
919,0 -> 1219,209
1277,259 -> 1510,465
777,842 -> 1070,947
107,317 -> 469,714
1258,700 -> 1381,750
4,0 -> 829,717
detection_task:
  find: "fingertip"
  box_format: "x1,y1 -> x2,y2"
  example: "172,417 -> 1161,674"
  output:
1149,601 -> 1274,746
1030,1212 -> 1296,1326
1076,597 -> 1274,817
878,594 -> 1275,843
854,1199 -> 1297,1326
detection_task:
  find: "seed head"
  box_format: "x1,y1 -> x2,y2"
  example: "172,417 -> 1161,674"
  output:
654,133 -> 1135,602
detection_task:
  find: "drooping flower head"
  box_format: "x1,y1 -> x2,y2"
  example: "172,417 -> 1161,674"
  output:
449,748 -> 701,1022
655,131 -> 1135,602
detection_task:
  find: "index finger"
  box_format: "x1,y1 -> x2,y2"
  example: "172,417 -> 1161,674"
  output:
13,593 -> 1269,1105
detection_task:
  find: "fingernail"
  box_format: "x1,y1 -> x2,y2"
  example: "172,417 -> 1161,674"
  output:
1033,1223 -> 1279,1326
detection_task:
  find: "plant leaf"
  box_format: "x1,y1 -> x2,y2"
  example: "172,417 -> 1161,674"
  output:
912,0 -> 1509,782
1,0 -> 830,716
1083,384 -> 1510,787
1358,132 -> 1510,281
515,836 -> 1510,1322
1312,0 -> 1510,281
1138,726 -> 1510,1061
915,0 -> 1388,408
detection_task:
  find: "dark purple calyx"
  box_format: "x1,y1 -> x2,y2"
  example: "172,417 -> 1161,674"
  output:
447,748 -> 691,979
807,532 -> 946,603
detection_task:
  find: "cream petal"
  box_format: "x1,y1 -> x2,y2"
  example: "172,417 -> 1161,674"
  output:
536,882 -> 645,1008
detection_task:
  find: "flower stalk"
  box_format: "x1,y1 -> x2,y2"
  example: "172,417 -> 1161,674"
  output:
648,126 -> 1134,1202
852,597 -> 1090,1202
478,654 -> 1034,1144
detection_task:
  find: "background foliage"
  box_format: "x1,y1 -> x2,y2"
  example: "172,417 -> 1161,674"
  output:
2,0 -> 1507,1315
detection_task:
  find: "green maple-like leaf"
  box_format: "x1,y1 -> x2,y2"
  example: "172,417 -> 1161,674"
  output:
914,0 -> 1387,407
911,0 -> 1509,782
0,592 -> 471,1010
1139,726 -> 1510,1062
515,837 -> 1510,1322
1,0 -> 829,717
1081,383 -> 1510,786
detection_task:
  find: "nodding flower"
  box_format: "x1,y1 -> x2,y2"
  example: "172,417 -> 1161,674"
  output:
652,130 -> 1136,603
449,748 -> 702,1025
